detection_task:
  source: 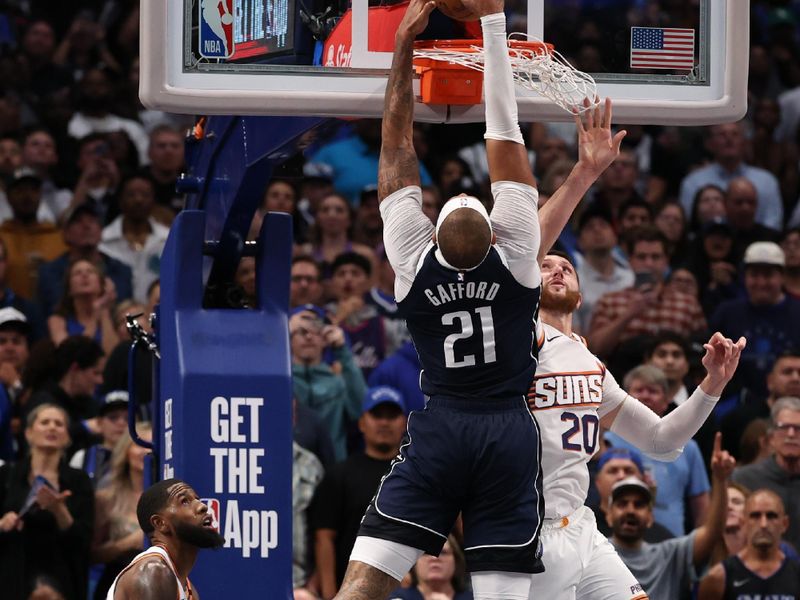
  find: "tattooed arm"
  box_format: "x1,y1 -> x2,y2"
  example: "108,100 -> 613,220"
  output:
378,0 -> 435,201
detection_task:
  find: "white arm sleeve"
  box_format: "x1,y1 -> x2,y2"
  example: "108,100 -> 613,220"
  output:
609,386 -> 719,461
380,185 -> 435,301
597,367 -> 629,419
490,181 -> 541,288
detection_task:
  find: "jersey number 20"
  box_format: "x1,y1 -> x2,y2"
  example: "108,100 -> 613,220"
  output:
441,307 -> 496,368
561,412 -> 599,454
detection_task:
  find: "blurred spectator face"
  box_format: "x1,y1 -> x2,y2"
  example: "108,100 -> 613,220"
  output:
600,150 -> 638,191
540,254 -> 581,313
77,68 -> 114,114
77,138 -> 110,171
743,492 -> 788,551
754,98 -> 781,131
25,406 -> 69,453
594,457 -> 642,506
648,341 -> 688,384
725,179 -> 758,230
22,131 -> 58,171
262,180 -> 295,214
22,21 -> 56,61
655,203 -> 684,243
619,206 -> 651,234
695,187 -> 726,225
727,485 -> 746,530
64,212 -> 102,250
331,263 -> 369,301
707,123 -> 746,164
359,402 -> 406,454
0,327 -> 28,372
290,260 -> 322,307
439,159 -> 468,192
536,137 -> 569,174
703,231 -> 733,261
578,216 -> 616,253
316,194 -> 350,236
235,256 -> 256,302
148,129 -> 184,173
628,240 -> 669,282
0,138 -> 21,176
667,268 -> 699,298
771,408 -> 800,462
415,540 -> 457,588
99,407 -> 128,448
744,265 -> 784,306
627,376 -> 669,416
356,193 -> 381,232
68,259 -> 103,298
781,231 -> 800,269
767,356 -> 800,398
8,180 -> 42,222
28,582 -> 66,600
290,317 -> 325,364
120,177 -> 156,221
421,187 -> 441,223
749,45 -> 771,80
607,490 -> 653,542
70,356 -> 105,396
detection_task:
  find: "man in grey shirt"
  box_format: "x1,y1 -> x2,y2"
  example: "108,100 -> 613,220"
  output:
607,433 -> 735,600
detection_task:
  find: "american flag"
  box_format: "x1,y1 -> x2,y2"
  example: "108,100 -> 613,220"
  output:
630,27 -> 695,70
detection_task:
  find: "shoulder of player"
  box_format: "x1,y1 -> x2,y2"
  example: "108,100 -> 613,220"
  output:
117,555 -> 178,599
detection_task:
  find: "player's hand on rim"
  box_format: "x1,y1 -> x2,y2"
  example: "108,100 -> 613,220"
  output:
573,96 -> 627,178
397,0 -> 436,38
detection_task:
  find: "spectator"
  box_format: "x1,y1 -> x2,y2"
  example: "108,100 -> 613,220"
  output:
708,482 -> 749,566
606,365 -> 711,536
290,256 -> 323,310
698,489 -> 800,599
724,177 -> 782,264
292,440 -> 324,591
731,397 -> 800,550
0,136 -> 22,179
0,307 -> 31,460
293,397 -> 336,471
589,148 -> 643,221
290,308 -> 365,460
589,447 -> 673,542
645,332 -> 691,406
573,207 -> 633,333
234,256 -> 256,308
24,336 -> 104,457
68,391 -> 129,488
19,129 -> 72,221
47,258 -> 118,355
52,13 -> 121,84
18,21 -> 73,102
688,184 -> 727,234
308,120 -> 432,204
781,227 -> 800,299
296,162 -> 334,234
0,404 -> 94,600
607,435 -> 734,600
0,171 -> 67,298
352,185 -> 383,251
686,217 -> 740,316
67,67 -> 148,166
259,178 -> 304,243
67,134 -> 121,226
91,425 -> 152,600
666,267 -> 700,300
140,125 -> 185,223
99,175 -> 168,303
679,122 -> 783,230
37,204 -> 132,317
587,226 -> 707,361
720,351 -> 800,459
655,202 -> 689,267
739,419 -> 772,466
710,241 -> 800,399
368,340 -> 425,413
0,238 -> 45,339
327,252 -> 404,379
311,386 -> 406,598
388,536 -> 473,600
420,185 -> 442,223
617,198 -> 654,239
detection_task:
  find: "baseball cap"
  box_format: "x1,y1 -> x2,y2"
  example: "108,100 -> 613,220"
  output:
7,167 -> 42,191
362,386 -> 406,415
0,306 -> 29,333
596,447 -> 646,476
99,390 -> 129,416
289,304 -> 328,321
610,476 -> 652,505
743,241 -> 785,268
302,161 -> 334,182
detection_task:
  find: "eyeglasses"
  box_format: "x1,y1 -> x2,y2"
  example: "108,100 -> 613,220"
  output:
291,327 -> 321,338
774,422 -> 800,434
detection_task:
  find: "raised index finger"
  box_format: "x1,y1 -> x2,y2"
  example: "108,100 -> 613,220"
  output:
713,431 -> 722,455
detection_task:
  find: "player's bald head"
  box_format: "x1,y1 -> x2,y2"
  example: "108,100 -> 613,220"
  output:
435,196 -> 494,271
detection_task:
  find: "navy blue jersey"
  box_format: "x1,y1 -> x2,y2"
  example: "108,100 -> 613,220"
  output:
397,245 -> 540,400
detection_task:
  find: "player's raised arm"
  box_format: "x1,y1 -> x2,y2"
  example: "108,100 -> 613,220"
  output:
377,0 -> 435,201
537,98 -> 626,262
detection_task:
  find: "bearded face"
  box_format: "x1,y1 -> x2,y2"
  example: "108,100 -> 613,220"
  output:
540,255 -> 581,314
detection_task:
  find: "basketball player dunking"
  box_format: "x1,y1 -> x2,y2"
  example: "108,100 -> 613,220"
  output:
107,479 -> 224,600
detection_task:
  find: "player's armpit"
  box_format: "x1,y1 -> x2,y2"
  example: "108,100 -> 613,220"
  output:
378,144 -> 420,200
122,558 -> 180,600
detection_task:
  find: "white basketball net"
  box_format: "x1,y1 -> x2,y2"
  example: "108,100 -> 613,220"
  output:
413,33 -> 598,113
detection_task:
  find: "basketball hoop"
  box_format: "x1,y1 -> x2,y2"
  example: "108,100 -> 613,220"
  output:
413,34 -> 598,111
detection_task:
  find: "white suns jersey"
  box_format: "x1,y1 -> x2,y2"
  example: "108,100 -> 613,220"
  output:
529,322 -> 630,519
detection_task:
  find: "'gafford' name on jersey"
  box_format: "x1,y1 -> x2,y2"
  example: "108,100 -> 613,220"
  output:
424,281 -> 500,306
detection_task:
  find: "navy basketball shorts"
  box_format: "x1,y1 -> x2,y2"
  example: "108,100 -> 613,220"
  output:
359,396 -> 545,574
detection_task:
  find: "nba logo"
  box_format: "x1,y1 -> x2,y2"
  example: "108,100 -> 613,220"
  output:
199,0 -> 235,59
201,498 -> 222,532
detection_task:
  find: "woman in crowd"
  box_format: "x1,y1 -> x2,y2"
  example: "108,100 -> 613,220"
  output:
655,201 -> 689,267
48,259 -> 119,355
0,404 -> 94,600
389,536 -> 473,600
688,184 -> 727,234
91,424 -> 151,599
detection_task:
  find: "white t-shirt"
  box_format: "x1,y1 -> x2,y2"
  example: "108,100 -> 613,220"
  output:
379,182 -> 541,302
529,322 -> 629,519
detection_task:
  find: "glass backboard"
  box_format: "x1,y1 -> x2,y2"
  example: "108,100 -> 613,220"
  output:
140,0 -> 749,124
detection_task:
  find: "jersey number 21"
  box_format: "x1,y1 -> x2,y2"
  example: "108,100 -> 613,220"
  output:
442,307 -> 496,368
